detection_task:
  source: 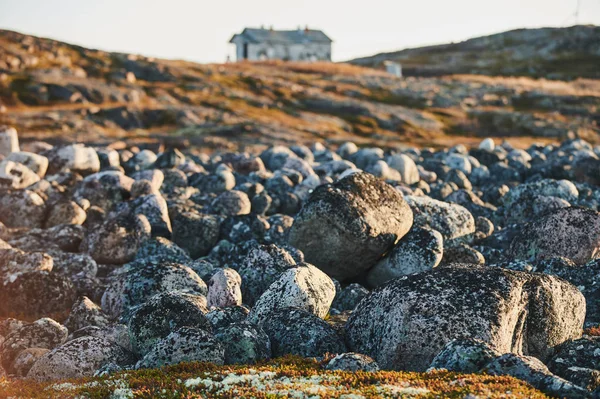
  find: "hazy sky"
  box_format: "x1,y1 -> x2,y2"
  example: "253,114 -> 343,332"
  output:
1,0 -> 599,63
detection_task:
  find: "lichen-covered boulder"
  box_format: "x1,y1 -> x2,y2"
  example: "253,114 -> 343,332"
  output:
0,248 -> 53,285
215,321 -> 270,364
6,151 -> 48,177
44,144 -> 100,175
0,271 -> 76,319
429,338 -> 501,373
0,190 -> 46,229
483,353 -> 588,399
207,268 -> 242,308
367,227 -> 443,287
171,211 -> 221,259
1,318 -> 67,372
85,214 -> 152,264
405,195 -> 475,246
345,264 -> 585,371
64,296 -> 111,332
101,261 -> 208,320
12,347 -> 49,377
27,336 -> 136,381
508,207 -> 600,265
135,237 -> 190,263
75,171 -> 134,211
0,160 -> 40,189
136,327 -> 224,369
547,337 -> 600,388
289,172 -> 413,281
248,264 -> 335,325
260,308 -> 346,358
237,244 -> 297,306
331,283 -> 369,312
128,292 -> 210,356
206,306 -> 249,331
210,190 -> 251,216
45,200 -> 87,228
326,353 -> 380,372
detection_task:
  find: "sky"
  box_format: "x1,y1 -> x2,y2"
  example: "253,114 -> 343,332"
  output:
1,0 -> 599,63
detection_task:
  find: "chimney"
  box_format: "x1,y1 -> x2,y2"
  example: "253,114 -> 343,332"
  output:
305,25 -> 309,33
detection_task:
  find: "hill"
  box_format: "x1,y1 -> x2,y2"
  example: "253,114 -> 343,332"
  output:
0,28 -> 599,150
349,25 -> 600,80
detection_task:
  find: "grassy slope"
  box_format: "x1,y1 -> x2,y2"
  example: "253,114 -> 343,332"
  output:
1,356 -> 548,399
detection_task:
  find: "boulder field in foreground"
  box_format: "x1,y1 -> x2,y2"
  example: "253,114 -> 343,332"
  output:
346,264 -> 585,371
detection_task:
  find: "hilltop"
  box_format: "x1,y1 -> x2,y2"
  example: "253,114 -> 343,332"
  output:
349,25 -> 600,80
0,28 -> 599,150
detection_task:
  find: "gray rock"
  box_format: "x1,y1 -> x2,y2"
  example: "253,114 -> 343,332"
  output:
260,308 -> 346,358
85,214 -> 152,264
0,190 -> 46,229
101,261 -> 207,320
215,321 -> 270,364
0,248 -> 53,285
136,327 -> 224,369
405,195 -> 475,246
207,268 -> 242,308
331,283 -> 369,312
0,160 -> 40,189
64,296 -> 110,332
483,353 -> 588,399
75,171 -> 133,211
206,306 -> 249,331
508,207 -> 600,265
429,338 -> 501,373
237,244 -> 297,306
210,190 -> 251,216
12,347 -> 49,377
346,264 -> 585,371
135,237 -> 190,263
387,153 -> 419,184
441,244 -> 485,265
289,172 -> 413,281
0,271 -> 76,319
44,144 -> 100,175
27,336 -> 136,381
128,292 -> 210,356
1,318 -> 67,372
172,211 -> 221,259
6,151 -> 48,177
45,200 -> 87,227
326,352 -> 380,372
367,227 -> 443,287
248,264 -> 335,325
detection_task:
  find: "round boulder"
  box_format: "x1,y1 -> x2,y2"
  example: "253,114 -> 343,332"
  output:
289,172 -> 413,281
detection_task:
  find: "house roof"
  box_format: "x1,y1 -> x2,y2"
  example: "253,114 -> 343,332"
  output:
229,28 -> 333,45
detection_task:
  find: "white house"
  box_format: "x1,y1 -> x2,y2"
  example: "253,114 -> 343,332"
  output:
229,27 -> 332,62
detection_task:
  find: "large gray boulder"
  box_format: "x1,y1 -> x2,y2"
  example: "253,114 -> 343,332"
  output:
508,207 -> 600,265
0,126 -> 19,156
289,172 -> 413,281
44,144 -> 100,175
345,264 -> 585,371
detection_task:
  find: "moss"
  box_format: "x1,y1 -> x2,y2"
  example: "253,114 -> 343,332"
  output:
1,356 -> 549,398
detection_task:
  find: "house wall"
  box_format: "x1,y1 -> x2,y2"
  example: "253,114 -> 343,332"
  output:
233,40 -> 331,61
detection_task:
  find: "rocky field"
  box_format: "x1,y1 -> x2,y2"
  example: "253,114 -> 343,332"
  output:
1,123 -> 600,397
